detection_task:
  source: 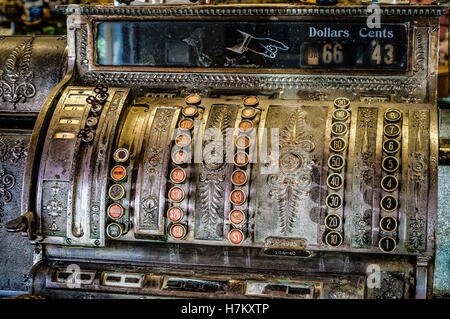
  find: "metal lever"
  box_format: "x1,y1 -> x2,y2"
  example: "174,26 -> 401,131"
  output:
5,211 -> 36,240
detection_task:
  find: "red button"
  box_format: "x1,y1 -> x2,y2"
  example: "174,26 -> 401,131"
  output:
230,189 -> 246,206
234,152 -> 249,167
170,224 -> 186,239
228,229 -> 244,244
111,165 -> 127,181
168,186 -> 185,203
168,207 -> 184,222
108,203 -> 124,219
229,210 -> 245,225
170,167 -> 186,184
231,170 -> 247,186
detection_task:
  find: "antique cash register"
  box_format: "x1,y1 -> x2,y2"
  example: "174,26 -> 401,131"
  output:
0,1 -> 449,299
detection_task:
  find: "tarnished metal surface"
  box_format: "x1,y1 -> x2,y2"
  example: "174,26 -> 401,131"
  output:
0,36 -> 67,114
0,130 -> 32,292
0,3 -> 447,299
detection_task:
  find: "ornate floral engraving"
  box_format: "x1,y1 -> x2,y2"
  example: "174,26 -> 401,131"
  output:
197,107 -> 232,238
0,137 -> 28,163
43,183 -> 65,234
352,108 -> 377,248
267,109 -> 316,235
141,196 -> 158,227
407,111 -> 429,251
0,38 -> 36,107
147,109 -> 172,174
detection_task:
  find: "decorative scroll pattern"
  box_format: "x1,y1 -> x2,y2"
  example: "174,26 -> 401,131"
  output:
407,110 -> 429,252
267,109 -> 315,235
0,38 -> 36,107
0,168 -> 15,228
85,72 -> 419,93
0,137 -> 28,163
352,108 -> 377,248
197,107 -> 232,239
140,108 -> 175,230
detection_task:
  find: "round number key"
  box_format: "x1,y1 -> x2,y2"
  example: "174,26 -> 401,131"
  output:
384,109 -> 402,122
241,107 -> 257,119
384,123 -> 401,138
106,223 -> 123,239
328,154 -> 345,171
234,152 -> 249,167
381,175 -> 398,192
383,139 -> 400,155
185,94 -> 201,106
107,203 -> 124,219
172,149 -> 189,165
380,216 -> 398,233
334,97 -> 350,109
108,184 -> 125,200
179,118 -> 194,131
170,167 -> 186,184
230,189 -> 246,206
238,120 -> 254,133
182,105 -> 198,117
331,122 -> 347,136
332,109 -> 350,122
170,224 -> 187,239
379,236 -> 396,253
326,193 -> 343,210
330,137 -> 346,152
325,231 -> 343,247
110,165 -> 127,181
324,213 -> 342,230
327,173 -> 344,190
380,195 -> 398,212
175,133 -> 191,147
228,229 -> 244,245
167,206 -> 184,222
113,148 -> 129,163
243,96 -> 259,108
382,156 -> 399,172
168,187 -> 185,203
231,170 -> 247,186
229,209 -> 246,225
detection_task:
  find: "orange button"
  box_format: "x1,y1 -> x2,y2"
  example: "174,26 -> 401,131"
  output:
234,152 -> 249,167
168,186 -> 185,203
170,167 -> 186,184
229,209 -> 245,225
108,203 -> 124,219
185,94 -> 201,106
175,133 -> 191,147
230,189 -> 246,206
179,118 -> 194,130
236,136 -> 251,149
238,120 -> 253,132
111,165 -> 127,181
241,107 -> 257,119
243,96 -> 259,107
182,105 -> 198,117
170,224 -> 186,239
168,206 -> 184,222
228,229 -> 244,244
231,170 -> 247,186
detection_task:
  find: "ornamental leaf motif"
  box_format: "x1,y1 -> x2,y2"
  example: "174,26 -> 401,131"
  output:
0,37 -> 36,107
199,175 -> 223,236
274,185 -> 301,235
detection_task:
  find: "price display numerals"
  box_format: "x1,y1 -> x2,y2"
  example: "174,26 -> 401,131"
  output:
371,44 -> 394,65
